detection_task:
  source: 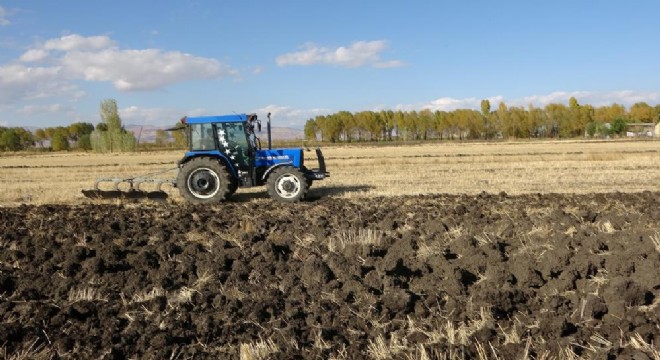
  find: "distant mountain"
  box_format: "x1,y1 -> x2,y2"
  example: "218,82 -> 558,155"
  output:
268,127 -> 305,141
125,124 -> 166,144
124,124 -> 304,143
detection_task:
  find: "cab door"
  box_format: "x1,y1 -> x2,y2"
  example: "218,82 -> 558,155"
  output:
217,121 -> 252,172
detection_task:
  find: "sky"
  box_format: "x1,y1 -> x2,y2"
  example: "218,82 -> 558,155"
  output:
1,0 -> 660,129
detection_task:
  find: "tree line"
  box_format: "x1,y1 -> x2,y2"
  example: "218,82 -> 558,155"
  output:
1,97 -> 190,153
304,98 -> 660,142
0,99 -> 141,152
0,122 -> 95,151
2,97 -> 659,152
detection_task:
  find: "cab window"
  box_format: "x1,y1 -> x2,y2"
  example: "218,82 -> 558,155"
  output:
190,123 -> 216,150
224,122 -> 249,149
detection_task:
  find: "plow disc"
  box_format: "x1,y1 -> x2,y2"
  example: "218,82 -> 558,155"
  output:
82,190 -> 169,200
82,169 -> 177,201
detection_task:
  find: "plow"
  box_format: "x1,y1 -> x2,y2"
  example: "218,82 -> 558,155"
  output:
83,112 -> 328,203
82,168 -> 177,200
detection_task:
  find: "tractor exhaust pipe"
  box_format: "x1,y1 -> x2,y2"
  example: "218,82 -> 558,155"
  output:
267,112 -> 272,150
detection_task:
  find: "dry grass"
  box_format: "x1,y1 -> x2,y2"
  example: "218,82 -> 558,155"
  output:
124,287 -> 166,304
627,333 -> 660,360
367,333 -> 407,359
0,339 -> 50,360
651,232 -> 660,253
239,337 -> 279,360
185,231 -> 213,251
0,151 -> 180,205
328,228 -> 383,252
0,140 -> 659,205
67,286 -> 107,302
318,140 -> 660,198
168,286 -> 196,305
218,284 -> 248,300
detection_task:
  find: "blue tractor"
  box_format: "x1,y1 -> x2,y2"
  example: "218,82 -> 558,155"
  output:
175,113 -> 328,203
84,113 -> 328,203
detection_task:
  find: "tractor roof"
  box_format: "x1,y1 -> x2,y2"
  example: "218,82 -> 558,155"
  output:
185,114 -> 248,124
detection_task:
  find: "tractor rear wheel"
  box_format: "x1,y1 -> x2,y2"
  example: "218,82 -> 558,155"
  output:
177,157 -> 231,204
267,166 -> 308,203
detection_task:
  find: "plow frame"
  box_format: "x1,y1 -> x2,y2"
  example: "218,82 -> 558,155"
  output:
83,167 -> 178,200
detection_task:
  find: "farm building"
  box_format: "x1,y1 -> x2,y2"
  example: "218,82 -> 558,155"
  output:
626,122 -> 657,137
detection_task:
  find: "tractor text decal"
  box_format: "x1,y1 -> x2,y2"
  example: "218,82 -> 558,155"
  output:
257,155 -> 290,161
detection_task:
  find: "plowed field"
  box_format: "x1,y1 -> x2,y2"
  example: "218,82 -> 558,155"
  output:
1,192 -> 658,359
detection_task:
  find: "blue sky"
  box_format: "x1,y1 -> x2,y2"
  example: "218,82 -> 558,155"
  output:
1,0 -> 660,129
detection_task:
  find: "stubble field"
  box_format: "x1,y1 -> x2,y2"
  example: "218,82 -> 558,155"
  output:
0,140 -> 659,359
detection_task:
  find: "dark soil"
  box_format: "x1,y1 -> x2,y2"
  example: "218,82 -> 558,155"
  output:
1,192 -> 659,359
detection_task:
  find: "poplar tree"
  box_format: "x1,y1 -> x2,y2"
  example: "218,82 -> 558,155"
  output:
91,99 -> 136,152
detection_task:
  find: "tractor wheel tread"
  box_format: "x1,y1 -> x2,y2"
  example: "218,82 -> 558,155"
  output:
177,157 -> 232,204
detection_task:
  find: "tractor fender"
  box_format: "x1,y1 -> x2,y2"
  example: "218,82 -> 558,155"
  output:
261,162 -> 294,181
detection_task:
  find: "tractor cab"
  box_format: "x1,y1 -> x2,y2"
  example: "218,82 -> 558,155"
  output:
188,119 -> 252,170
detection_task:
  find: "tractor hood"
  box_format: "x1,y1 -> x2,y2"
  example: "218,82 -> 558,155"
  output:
255,148 -> 303,168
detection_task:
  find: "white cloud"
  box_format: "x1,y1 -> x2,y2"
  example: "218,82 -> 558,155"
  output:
515,91 -> 591,107
117,106 -> 220,126
0,64 -> 83,104
62,48 -> 236,91
252,105 -> 331,127
19,49 -> 50,62
2,34 -> 239,104
43,34 -> 116,52
18,103 -> 71,116
0,120 -> 8,127
120,105 -> 183,125
411,96 -> 504,112
509,90 -> 660,108
0,6 -> 10,26
276,40 -> 404,68
423,97 -> 479,112
578,90 -> 660,107
416,91 -> 660,113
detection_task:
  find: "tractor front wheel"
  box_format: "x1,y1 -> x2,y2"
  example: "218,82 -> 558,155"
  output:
266,166 -> 308,203
177,157 -> 231,204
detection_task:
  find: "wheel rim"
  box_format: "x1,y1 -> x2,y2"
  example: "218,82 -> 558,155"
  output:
187,168 -> 221,199
275,174 -> 301,199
